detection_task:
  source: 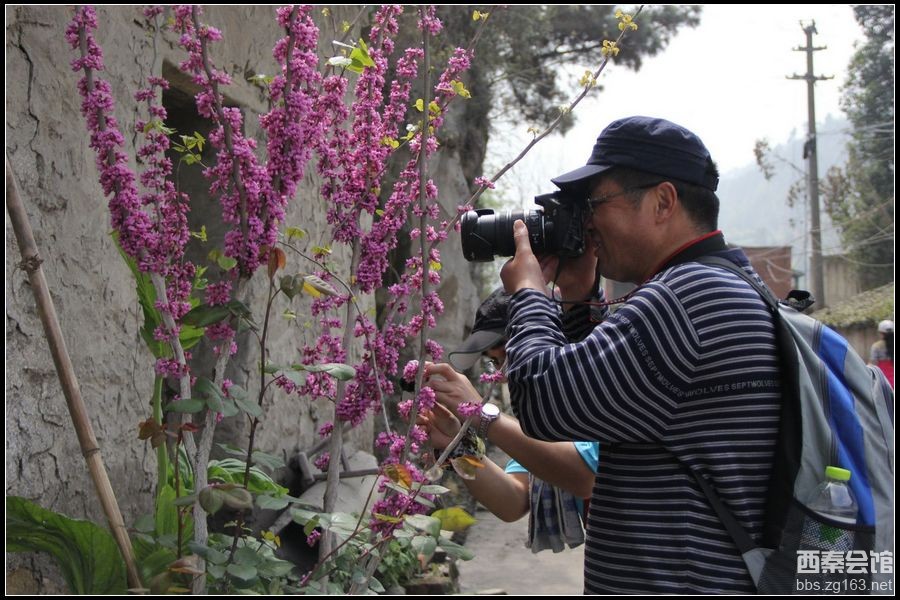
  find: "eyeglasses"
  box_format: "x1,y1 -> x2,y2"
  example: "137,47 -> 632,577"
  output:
586,182 -> 662,211
481,355 -> 505,373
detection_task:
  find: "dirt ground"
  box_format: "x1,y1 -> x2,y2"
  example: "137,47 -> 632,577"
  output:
455,447 -> 586,596
457,507 -> 585,595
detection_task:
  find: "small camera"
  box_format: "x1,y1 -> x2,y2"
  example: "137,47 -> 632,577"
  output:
460,190 -> 586,262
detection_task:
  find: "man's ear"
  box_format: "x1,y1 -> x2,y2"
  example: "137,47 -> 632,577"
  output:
654,181 -> 679,223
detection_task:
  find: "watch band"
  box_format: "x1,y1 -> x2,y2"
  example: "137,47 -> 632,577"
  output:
477,403 -> 500,440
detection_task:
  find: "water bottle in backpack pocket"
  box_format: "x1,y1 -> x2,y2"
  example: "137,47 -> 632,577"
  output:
801,466 -> 859,551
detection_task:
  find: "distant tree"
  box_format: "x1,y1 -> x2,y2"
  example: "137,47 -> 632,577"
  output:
822,5 -> 894,288
434,6 -> 703,186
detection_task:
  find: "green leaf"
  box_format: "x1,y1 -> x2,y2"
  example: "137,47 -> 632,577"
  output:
164,398 -> 205,413
190,225 -> 208,242
432,507 -> 476,532
411,535 -> 437,562
187,542 -> 229,566
171,493 -> 199,507
302,274 -> 339,297
179,325 -> 206,351
220,487 -> 253,511
417,484 -> 451,496
234,545 -> 263,566
207,563 -> 226,579
112,233 -> 165,358
137,547 -> 177,584
217,255 -> 238,271
134,513 -> 155,534
155,484 -> 182,539
181,304 -> 232,328
6,497 -> 127,594
403,514 -> 441,538
349,39 -> 375,70
226,562 -> 258,581
285,227 -> 307,241
226,299 -> 253,318
438,537 -> 475,561
219,398 -> 239,419
216,445 -> 286,472
195,378 -> 224,414
257,559 -> 295,578
256,494 -> 290,511
290,362 -> 356,381
199,486 -> 225,515
249,450 -> 286,472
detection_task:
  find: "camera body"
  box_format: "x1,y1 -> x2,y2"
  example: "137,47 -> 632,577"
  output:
460,190 -> 586,262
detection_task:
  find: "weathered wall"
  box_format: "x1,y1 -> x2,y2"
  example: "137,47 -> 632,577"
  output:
6,5 -> 478,592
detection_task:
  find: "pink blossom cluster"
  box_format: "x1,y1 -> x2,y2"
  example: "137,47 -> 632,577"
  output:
417,5 -> 443,36
175,5 -> 318,283
313,451 -> 330,472
305,529 -> 321,547
457,402 -> 481,419
205,280 -> 231,306
66,7 -> 152,266
68,6 -> 196,382
402,360 -> 419,383
260,6 -> 324,248
323,6 -> 410,246
479,370 -> 506,383
134,73 -> 195,323
317,422 -> 334,438
336,360 -> 391,427
369,464 -> 429,536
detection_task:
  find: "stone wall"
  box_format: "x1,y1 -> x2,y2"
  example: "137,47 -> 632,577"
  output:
6,6 -> 478,591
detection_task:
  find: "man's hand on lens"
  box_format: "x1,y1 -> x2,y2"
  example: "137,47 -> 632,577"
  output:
538,232 -> 599,304
501,220 -> 549,296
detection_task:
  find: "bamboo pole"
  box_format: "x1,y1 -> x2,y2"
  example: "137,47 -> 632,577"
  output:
6,156 -> 143,590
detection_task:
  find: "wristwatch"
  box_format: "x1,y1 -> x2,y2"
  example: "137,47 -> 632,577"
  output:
477,402 -> 501,440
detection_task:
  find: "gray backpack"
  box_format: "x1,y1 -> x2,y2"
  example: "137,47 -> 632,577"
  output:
693,256 -> 894,594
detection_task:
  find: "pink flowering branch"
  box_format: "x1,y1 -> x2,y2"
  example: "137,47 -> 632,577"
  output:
439,6 -> 645,239
175,5 -> 270,276
67,7 -> 198,434
401,6 -> 435,464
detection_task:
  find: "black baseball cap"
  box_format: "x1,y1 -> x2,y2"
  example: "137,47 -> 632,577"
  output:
551,115 -> 719,192
448,287 -> 510,372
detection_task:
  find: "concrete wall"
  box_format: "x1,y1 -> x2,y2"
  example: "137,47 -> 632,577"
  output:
6,6 -> 478,591
743,246 -> 795,300
824,254 -> 864,309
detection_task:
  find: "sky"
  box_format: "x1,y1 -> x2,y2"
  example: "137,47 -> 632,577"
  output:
487,4 -> 865,202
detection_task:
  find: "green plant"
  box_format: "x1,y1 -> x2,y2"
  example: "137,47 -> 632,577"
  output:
6,497 -> 127,595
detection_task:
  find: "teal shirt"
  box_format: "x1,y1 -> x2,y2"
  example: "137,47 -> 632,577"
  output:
504,441 -> 599,514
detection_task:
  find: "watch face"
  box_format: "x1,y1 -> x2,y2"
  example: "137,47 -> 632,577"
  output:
481,403 -> 500,418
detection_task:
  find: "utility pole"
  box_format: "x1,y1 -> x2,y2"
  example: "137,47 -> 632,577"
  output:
788,21 -> 832,308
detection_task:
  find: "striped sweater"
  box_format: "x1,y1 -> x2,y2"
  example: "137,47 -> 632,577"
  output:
506,249 -> 781,594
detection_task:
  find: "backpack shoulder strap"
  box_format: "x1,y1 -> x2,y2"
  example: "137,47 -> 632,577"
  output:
695,255 -> 780,309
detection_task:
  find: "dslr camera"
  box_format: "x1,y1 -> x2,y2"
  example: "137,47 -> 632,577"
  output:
460,190 -> 586,262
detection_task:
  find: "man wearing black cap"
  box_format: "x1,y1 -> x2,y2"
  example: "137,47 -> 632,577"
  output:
500,116 -> 781,593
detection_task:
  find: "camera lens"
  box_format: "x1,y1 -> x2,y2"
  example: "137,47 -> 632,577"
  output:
461,209 -> 544,261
